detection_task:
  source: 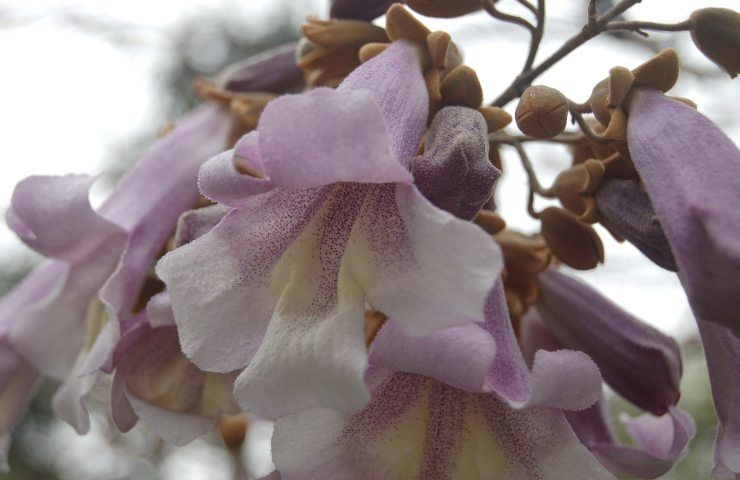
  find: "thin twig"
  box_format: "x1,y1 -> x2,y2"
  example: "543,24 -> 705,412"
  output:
604,18 -> 694,35
484,0 -> 536,33
522,0 -> 546,72
491,131 -> 586,145
491,0 -> 643,107
510,141 -> 547,218
515,0 -> 538,14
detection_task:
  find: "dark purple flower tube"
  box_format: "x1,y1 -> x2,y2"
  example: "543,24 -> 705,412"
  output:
596,178 -> 677,271
330,0 -> 396,21
536,269 -> 682,416
216,42 -> 303,94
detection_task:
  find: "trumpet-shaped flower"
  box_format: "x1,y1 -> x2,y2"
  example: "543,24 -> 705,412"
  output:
521,309 -> 695,479
534,269 -> 682,416
271,283 -> 613,479
157,41 -> 504,418
626,88 -> 740,337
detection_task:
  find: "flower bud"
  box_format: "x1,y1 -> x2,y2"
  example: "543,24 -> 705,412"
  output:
494,230 -> 551,274
515,85 -> 569,139
439,65 -> 484,108
690,8 -> 740,78
386,3 -> 431,43
539,207 -> 604,270
548,159 -> 605,222
405,0 -> 484,18
215,42 -> 303,94
474,210 -> 506,235
596,178 -> 678,271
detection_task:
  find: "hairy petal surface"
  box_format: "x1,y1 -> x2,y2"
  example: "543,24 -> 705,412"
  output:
627,89 -> 740,335
535,269 -> 682,415
412,106 -> 499,220
273,371 -> 615,480
483,282 -> 602,410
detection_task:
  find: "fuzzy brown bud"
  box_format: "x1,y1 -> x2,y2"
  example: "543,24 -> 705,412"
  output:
515,86 -> 569,139
474,210 -> 506,235
405,0 -> 484,18
386,4 -> 431,43
539,207 -> 604,270
690,8 -> 740,78
440,65 -> 484,108
548,159 -> 605,222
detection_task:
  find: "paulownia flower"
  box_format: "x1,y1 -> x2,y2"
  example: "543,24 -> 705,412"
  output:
696,319 -> 740,478
104,204 -> 239,445
534,269 -> 682,416
109,295 -> 239,445
329,0 -> 396,21
157,41 -> 504,418
521,306 -> 695,479
271,283 -> 613,479
4,105 -> 231,436
625,88 -> 740,477
626,88 -> 740,337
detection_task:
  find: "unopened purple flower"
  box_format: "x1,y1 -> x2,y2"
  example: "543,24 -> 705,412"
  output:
596,178 -> 677,271
157,41 -> 504,418
534,269 -> 682,416
272,283 -> 611,479
627,88 -> 740,337
521,310 -> 695,479
216,42 -> 303,94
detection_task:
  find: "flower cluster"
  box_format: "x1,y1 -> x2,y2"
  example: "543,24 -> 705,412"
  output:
1,1 -> 739,479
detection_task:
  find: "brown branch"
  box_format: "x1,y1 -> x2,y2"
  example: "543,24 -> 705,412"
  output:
515,0 -> 538,15
484,0 -> 536,33
491,0 -> 644,107
604,18 -> 694,35
522,0 -> 546,72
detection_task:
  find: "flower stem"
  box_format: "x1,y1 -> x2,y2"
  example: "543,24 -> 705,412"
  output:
491,0 -> 643,107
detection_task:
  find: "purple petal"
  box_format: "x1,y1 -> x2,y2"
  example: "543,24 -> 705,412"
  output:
596,178 -> 677,271
126,392 -> 217,445
157,187 -> 331,373
357,185 -> 503,336
257,87 -> 413,188
234,287 -> 369,417
339,41 -> 428,165
697,319 -> 740,477
627,88 -> 740,335
369,320 -> 497,393
52,360 -> 98,434
536,269 -> 682,415
173,204 -> 230,249
273,370 -> 614,480
7,174 -> 126,262
114,323 -> 238,443
97,105 -> 230,329
0,339 -> 39,471
330,0 -> 395,21
483,282 -> 602,410
566,396 -> 695,479
412,106 -> 499,220
198,132 -> 274,206
216,42 -> 303,94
